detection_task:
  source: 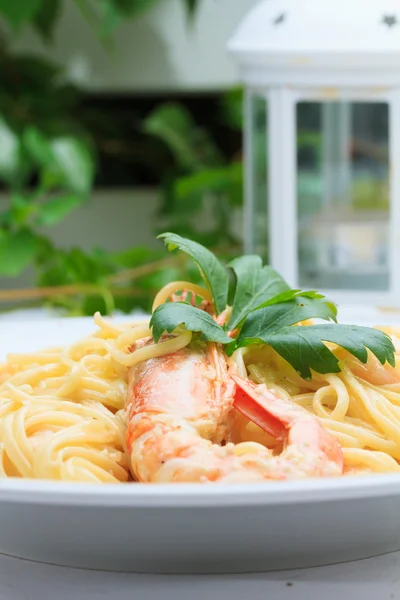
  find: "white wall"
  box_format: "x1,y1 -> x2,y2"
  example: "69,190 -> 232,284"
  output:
42,189 -> 161,252
13,0 -> 259,92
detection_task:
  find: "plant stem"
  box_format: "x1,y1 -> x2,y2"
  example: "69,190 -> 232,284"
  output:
0,256 -> 186,304
0,244 -> 239,306
107,256 -> 186,284
0,285 -> 154,303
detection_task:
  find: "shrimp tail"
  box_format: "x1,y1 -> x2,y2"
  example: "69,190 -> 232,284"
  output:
232,375 -> 344,475
232,376 -> 286,440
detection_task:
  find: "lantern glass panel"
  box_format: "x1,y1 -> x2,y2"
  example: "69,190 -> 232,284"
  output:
247,93 -> 268,260
297,101 -> 390,292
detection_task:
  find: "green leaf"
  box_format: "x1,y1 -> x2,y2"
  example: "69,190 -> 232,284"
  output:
112,246 -> 162,268
256,289 -> 338,319
236,296 -> 338,346
0,118 -> 24,185
24,128 -> 95,196
24,127 -> 53,166
139,267 -> 182,292
144,104 -> 200,171
181,0 -> 200,18
176,163 -> 243,201
0,0 -> 43,28
9,193 -> 38,226
0,230 -> 38,276
228,257 -> 291,330
10,55 -> 61,89
37,245 -> 114,288
74,0 -> 200,38
82,293 -> 109,317
117,0 -> 160,16
33,0 -> 61,40
36,195 -> 83,226
48,137 -> 94,196
156,222 -> 223,250
221,87 -> 243,130
97,0 -> 161,36
150,302 -> 231,344
144,103 -> 222,171
159,232 -> 229,315
242,325 -> 396,380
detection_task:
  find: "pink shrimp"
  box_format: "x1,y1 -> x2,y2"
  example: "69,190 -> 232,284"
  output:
125,341 -> 343,483
334,327 -> 399,386
232,376 -> 343,479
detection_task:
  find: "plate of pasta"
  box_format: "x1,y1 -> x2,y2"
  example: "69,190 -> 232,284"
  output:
2,233 -> 400,574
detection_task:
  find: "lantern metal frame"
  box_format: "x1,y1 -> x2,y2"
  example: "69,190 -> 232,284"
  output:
230,0 -> 400,306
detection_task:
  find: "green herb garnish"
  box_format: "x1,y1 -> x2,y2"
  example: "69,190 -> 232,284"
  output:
227,255 -> 290,330
150,233 -> 395,380
151,302 -> 231,345
158,232 -> 229,315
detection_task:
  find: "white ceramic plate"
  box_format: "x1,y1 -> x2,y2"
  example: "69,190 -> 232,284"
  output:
1,312 -> 400,574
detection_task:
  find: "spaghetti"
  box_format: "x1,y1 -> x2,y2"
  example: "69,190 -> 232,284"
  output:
0,281 -> 400,481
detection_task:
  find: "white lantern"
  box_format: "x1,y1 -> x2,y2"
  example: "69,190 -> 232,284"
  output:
228,0 -> 400,306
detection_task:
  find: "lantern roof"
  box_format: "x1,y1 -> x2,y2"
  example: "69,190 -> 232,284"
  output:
228,0 -> 400,86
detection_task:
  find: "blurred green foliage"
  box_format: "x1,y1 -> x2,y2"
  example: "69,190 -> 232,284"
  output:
0,0 -> 201,36
143,101 -> 243,247
0,0 -> 242,315
0,1 -> 389,315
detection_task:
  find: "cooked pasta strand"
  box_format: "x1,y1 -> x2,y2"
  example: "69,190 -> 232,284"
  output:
1,304 -> 400,482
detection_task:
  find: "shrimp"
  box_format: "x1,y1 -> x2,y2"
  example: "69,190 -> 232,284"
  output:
343,349 -> 400,387
346,355 -> 400,386
232,377 -> 343,479
332,327 -> 400,386
125,341 -> 343,483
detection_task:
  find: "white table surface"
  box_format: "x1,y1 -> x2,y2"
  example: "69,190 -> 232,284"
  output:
2,306 -> 400,599
1,552 -> 400,600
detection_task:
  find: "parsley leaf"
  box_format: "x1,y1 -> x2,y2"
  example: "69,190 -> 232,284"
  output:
151,233 -> 396,379
228,256 -> 290,329
236,296 -> 338,339
234,321 -> 395,380
150,302 -> 231,344
258,289 -> 338,318
159,232 -> 229,315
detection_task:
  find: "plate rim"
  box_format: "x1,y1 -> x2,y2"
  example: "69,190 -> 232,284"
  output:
1,474 -> 400,507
